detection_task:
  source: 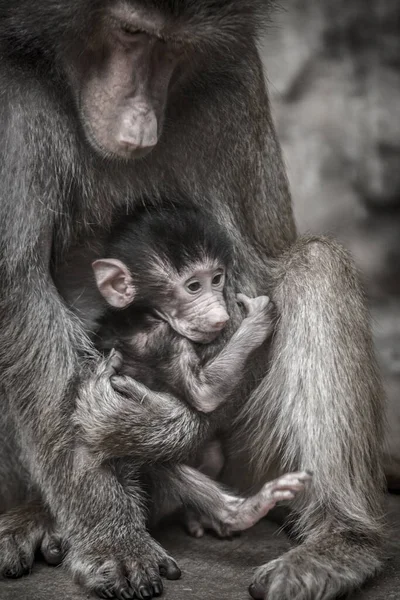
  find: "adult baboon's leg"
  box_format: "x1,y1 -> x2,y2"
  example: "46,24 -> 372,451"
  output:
240,236 -> 385,600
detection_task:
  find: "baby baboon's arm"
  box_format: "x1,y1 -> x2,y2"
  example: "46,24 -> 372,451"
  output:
76,296 -> 274,460
75,351 -> 210,462
171,294 -> 275,413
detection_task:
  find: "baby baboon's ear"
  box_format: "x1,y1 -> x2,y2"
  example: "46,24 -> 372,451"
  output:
92,259 -> 136,308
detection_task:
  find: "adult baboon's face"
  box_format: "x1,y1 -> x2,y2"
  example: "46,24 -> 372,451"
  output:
70,1 -> 186,159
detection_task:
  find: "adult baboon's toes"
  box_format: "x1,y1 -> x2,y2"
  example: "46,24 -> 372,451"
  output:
250,540 -> 382,600
151,581 -> 163,596
0,535 -> 34,579
94,584 -> 136,600
95,588 -> 115,599
248,582 -> 265,599
139,583 -> 154,598
158,556 -> 181,580
40,531 -> 65,565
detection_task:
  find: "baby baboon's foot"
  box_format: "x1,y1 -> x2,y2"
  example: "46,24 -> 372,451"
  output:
248,470 -> 313,520
219,471 -> 312,535
184,511 -> 205,538
184,511 -> 238,540
184,472 -> 312,541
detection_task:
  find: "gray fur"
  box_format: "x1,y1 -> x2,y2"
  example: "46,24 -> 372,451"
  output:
70,232 -> 299,536
76,349 -> 312,539
74,284 -> 275,459
0,1 -> 385,599
148,465 -> 312,539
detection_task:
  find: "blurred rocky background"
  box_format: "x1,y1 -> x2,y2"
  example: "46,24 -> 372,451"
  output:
261,0 -> 400,488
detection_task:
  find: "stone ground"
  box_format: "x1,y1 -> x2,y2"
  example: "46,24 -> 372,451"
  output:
1,494 -> 399,600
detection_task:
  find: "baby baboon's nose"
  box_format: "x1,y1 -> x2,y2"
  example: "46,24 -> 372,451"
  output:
211,316 -> 229,330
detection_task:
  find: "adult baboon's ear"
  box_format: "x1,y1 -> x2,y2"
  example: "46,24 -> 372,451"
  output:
92,259 -> 136,308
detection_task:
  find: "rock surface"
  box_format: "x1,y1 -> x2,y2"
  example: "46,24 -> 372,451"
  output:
1,494 -> 399,600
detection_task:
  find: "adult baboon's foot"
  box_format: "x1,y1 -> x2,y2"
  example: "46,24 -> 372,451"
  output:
0,501 -> 55,578
40,530 -> 65,566
66,530 -> 181,599
248,538 -> 382,600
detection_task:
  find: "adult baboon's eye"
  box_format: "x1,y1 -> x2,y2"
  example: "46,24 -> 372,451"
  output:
117,23 -> 146,41
120,23 -> 143,36
186,281 -> 201,293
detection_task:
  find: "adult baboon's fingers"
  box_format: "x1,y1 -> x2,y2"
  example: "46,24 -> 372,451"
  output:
249,582 -> 265,599
158,556 -> 181,580
115,587 -> 135,600
95,588 -> 114,599
0,536 -> 33,578
40,531 -> 64,566
151,580 -> 163,596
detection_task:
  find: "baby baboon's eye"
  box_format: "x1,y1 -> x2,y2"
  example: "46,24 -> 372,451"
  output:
212,272 -> 224,286
186,281 -> 201,293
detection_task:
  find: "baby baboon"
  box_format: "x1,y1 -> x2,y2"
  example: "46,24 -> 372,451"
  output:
0,0 -> 384,597
76,206 -> 312,537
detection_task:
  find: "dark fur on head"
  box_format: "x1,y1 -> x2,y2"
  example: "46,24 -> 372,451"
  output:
103,205 -> 233,305
136,0 -> 274,34
0,0 -> 274,59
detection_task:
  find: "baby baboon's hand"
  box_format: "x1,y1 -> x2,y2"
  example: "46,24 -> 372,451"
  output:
237,293 -> 272,320
101,348 -> 124,377
236,293 -> 275,345
74,351 -> 132,435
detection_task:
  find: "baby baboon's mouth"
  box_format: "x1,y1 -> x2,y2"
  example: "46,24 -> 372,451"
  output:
189,329 -> 221,344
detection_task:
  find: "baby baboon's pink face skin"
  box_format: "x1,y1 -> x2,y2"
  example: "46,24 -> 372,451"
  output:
156,262 -> 230,344
92,257 -> 229,344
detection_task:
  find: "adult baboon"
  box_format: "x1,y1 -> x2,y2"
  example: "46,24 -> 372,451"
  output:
0,1 -> 384,599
